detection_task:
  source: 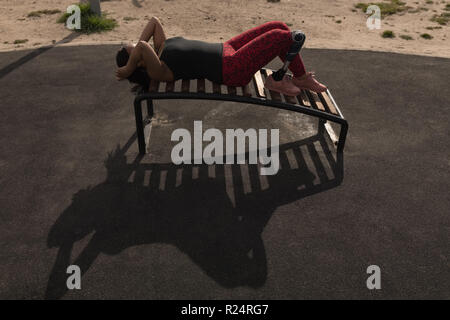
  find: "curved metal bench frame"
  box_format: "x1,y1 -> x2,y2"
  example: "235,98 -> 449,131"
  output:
133,68 -> 348,158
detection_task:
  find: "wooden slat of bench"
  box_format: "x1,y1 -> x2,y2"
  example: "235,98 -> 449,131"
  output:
212,82 -> 221,94
149,79 -> 160,92
319,91 -> 338,115
241,84 -> 252,97
165,81 -> 174,93
309,91 -> 326,112
181,79 -> 190,93
203,79 -> 213,93
144,73 -> 338,118
227,86 -> 237,95
252,70 -> 266,98
262,69 -> 282,102
298,90 -> 311,107
197,79 -> 205,93
304,90 -> 319,110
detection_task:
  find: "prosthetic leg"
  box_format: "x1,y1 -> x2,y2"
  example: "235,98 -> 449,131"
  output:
272,30 -> 306,81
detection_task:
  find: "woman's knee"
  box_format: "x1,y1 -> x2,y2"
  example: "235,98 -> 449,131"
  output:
264,28 -> 292,44
150,16 -> 160,23
268,21 -> 290,31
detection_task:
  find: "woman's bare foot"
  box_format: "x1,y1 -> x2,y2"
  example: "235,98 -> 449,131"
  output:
292,72 -> 327,93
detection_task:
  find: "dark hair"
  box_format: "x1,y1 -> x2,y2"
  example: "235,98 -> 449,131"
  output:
116,47 -> 151,89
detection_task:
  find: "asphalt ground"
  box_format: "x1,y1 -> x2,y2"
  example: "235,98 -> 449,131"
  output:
0,44 -> 448,299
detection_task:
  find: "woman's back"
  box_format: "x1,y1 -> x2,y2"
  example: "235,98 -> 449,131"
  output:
160,37 -> 223,83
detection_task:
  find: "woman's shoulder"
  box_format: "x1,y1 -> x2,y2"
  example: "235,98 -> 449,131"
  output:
167,36 -> 185,41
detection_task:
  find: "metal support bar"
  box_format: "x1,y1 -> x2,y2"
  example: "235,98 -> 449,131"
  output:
318,119 -> 326,135
337,122 -> 348,154
134,99 -> 146,155
136,91 -> 346,125
146,99 -> 154,118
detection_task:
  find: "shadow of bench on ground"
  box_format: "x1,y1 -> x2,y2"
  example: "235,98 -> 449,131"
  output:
45,131 -> 343,299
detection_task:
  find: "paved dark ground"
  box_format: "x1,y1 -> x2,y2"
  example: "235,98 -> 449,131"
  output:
0,45 -> 448,299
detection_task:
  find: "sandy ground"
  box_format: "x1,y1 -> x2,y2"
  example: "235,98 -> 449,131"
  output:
0,0 -> 449,57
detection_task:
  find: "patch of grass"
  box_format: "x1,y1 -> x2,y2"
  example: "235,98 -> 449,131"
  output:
335,19 -> 342,23
123,16 -> 138,21
28,9 -> 61,17
426,25 -> 442,29
381,30 -> 395,38
425,0 -> 433,4
430,12 -> 450,24
286,22 -> 293,26
27,11 -> 41,17
355,0 -> 408,17
420,33 -> 433,39
400,34 -> 413,40
13,39 -> 28,44
58,3 -> 117,34
445,4 -> 450,11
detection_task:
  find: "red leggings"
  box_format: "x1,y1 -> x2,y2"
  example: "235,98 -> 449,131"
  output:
222,21 -> 307,87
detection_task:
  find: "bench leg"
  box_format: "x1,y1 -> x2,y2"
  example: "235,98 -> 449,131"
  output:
318,119 -> 325,135
319,119 -> 347,181
134,99 -> 146,155
146,98 -> 154,119
337,122 -> 348,154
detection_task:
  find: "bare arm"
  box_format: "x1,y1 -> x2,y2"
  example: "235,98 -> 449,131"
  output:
138,16 -> 167,55
116,41 -> 173,82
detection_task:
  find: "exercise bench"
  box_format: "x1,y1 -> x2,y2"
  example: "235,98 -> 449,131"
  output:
132,31 -> 347,160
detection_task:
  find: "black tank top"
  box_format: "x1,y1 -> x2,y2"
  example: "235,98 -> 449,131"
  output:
160,37 -> 223,83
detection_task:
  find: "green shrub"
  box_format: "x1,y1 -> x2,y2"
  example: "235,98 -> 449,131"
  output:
13,39 -> 28,44
57,3 -> 117,34
355,0 -> 407,17
381,30 -> 395,38
400,34 -> 413,40
420,33 -> 433,39
430,12 -> 450,25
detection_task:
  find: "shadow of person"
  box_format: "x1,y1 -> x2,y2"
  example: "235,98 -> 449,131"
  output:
45,133 -> 342,299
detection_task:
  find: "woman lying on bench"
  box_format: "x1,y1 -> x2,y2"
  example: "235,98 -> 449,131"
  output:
115,17 -> 327,96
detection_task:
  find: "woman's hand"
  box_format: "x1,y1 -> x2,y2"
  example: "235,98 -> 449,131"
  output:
115,66 -> 132,80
